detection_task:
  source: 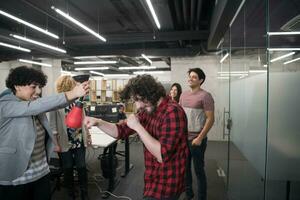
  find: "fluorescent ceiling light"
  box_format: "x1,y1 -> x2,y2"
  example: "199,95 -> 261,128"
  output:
0,10 -> 59,39
133,71 -> 164,75
141,54 -> 152,64
119,66 -> 156,70
249,70 -> 267,73
11,34 -> 66,53
267,31 -> 300,36
51,6 -> 106,42
268,48 -> 300,51
220,53 -> 229,63
263,64 -> 267,68
75,67 -> 109,71
90,71 -> 104,76
18,59 -> 52,67
270,52 -> 295,62
217,77 -> 229,79
0,42 -> 31,52
220,73 -> 248,76
74,56 -> 98,59
229,0 -> 245,27
74,61 -> 117,65
218,71 -> 248,74
284,57 -> 300,65
90,71 -> 129,77
145,0 -> 161,29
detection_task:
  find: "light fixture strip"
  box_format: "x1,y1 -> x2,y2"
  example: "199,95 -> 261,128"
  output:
220,53 -> 229,63
145,0 -> 161,29
74,61 -> 117,65
268,48 -> 300,51
270,52 -> 295,62
19,59 -> 52,67
119,66 -> 156,70
267,31 -> 300,36
75,67 -> 109,71
11,34 -> 66,53
284,57 -> 300,65
218,71 -> 248,74
51,6 -> 106,42
249,70 -> 267,73
0,42 -> 31,52
133,71 -> 164,75
141,54 -> 152,64
0,10 -> 59,39
104,74 -> 130,77
90,71 -> 105,76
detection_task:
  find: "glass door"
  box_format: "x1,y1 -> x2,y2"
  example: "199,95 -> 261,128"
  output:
226,1 -> 268,199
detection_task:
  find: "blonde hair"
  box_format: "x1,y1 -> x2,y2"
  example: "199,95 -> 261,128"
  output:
55,75 -> 76,93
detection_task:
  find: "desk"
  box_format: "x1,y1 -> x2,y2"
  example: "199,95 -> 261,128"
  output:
89,126 -> 117,199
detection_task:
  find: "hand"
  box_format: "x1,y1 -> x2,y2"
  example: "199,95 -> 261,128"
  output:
73,81 -> 90,98
192,137 -> 202,146
126,114 -> 141,131
84,116 -> 100,129
65,81 -> 90,101
54,145 -> 61,152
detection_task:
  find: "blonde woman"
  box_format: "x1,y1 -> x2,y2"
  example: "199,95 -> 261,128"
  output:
50,75 -> 91,200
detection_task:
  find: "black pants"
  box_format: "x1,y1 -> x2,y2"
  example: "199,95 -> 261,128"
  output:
0,174 -> 51,200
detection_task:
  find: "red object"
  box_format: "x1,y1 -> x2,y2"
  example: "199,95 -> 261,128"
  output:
65,101 -> 83,128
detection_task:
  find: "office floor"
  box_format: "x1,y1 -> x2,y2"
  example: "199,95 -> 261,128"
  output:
51,139 -> 228,200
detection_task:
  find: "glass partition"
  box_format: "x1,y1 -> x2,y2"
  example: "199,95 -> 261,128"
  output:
266,0 -> 300,199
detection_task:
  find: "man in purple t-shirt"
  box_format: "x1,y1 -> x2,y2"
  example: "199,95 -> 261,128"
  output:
179,68 -> 215,200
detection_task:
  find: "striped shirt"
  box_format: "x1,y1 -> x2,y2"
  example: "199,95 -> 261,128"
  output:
11,116 -> 50,185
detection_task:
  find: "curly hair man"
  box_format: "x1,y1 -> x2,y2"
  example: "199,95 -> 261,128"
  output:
84,74 -> 188,200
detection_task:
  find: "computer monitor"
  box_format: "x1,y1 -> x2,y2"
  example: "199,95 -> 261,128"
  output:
85,104 -> 119,123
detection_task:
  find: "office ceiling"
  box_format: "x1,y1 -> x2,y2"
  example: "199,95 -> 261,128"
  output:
0,0 -> 216,62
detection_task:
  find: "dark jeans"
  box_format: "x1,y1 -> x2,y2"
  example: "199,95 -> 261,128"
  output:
185,138 -> 207,200
143,195 -> 179,200
0,174 -> 51,200
60,146 -> 88,199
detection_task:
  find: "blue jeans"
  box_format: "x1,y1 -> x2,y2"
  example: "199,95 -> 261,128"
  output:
185,138 -> 207,200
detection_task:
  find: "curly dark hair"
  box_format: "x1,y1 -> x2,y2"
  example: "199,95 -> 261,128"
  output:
119,74 -> 166,105
6,66 -> 47,94
188,68 -> 206,85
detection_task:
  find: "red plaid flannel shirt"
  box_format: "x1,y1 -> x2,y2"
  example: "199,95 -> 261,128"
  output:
117,96 -> 188,199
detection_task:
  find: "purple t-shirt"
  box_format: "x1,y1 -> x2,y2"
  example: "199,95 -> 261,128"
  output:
179,89 -> 214,140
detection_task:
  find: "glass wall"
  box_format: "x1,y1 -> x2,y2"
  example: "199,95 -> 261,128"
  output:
266,0 -> 300,199
223,0 -> 300,199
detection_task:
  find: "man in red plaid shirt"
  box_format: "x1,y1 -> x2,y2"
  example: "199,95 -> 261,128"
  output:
84,75 -> 188,200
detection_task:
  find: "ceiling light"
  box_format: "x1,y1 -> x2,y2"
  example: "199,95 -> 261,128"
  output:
270,52 -> 295,62
119,66 -> 156,70
90,71 -> 104,76
268,48 -> 300,51
0,42 -> 31,52
0,10 -> 59,39
51,6 -> 106,42
267,31 -> 300,36
218,71 -> 248,74
217,77 -> 230,79
11,34 -> 66,53
220,53 -> 229,63
104,74 -> 130,77
145,0 -> 161,29
18,59 -> 52,67
249,70 -> 267,73
75,67 -> 109,71
73,56 -> 98,59
141,54 -> 152,64
284,57 -> 300,65
74,61 -> 117,65
133,71 -> 164,75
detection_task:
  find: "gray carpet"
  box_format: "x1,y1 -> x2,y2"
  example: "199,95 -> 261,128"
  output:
51,139 -> 227,200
